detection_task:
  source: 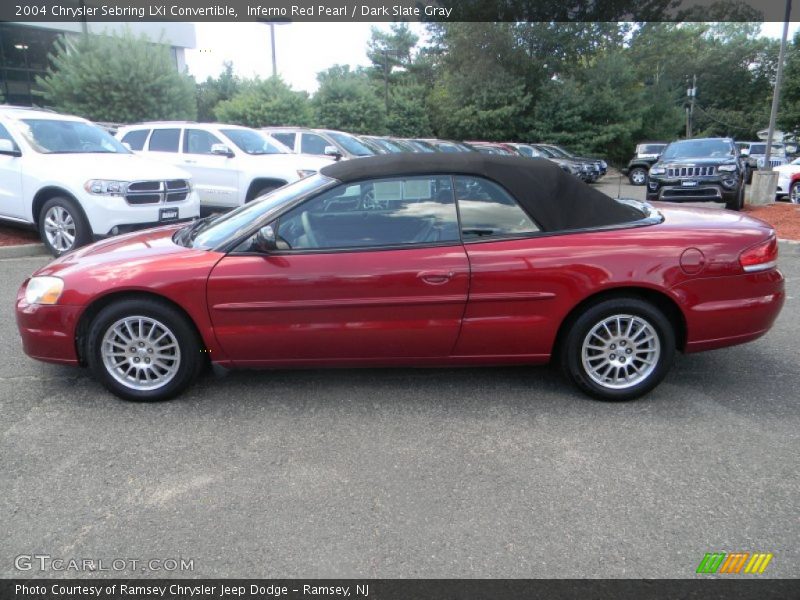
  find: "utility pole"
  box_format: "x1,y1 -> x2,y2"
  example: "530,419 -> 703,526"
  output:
686,74 -> 696,138
764,0 -> 793,171
269,23 -> 277,77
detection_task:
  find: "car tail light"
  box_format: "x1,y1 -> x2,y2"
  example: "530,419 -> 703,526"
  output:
739,235 -> 778,273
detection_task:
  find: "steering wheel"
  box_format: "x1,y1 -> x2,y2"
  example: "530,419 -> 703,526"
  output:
300,211 -> 319,248
360,188 -> 389,210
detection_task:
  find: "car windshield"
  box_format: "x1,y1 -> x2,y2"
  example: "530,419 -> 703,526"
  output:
545,145 -> 572,158
748,143 -> 784,155
533,145 -> 558,158
637,144 -> 665,154
187,174 -> 334,249
326,132 -> 374,156
661,139 -> 734,159
221,128 -> 286,155
18,118 -> 129,154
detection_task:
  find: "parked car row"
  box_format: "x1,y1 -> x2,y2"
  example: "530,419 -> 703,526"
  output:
0,104 -> 612,256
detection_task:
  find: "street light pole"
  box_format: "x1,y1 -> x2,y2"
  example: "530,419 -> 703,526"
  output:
269,23 -> 277,78
764,0 -> 793,171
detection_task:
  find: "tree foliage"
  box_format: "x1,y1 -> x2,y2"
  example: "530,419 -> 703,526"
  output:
214,77 -> 312,127
313,65 -> 386,134
36,30 -> 196,122
196,61 -> 241,122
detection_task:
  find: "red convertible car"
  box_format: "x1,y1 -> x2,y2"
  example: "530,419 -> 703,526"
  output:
16,155 -> 784,402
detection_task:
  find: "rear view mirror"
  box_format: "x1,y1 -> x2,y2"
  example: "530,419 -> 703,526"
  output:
324,145 -> 343,160
254,224 -> 277,253
211,143 -> 234,157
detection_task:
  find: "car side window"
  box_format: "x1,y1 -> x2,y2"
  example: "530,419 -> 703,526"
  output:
148,128 -> 181,152
184,129 -> 223,155
276,176 -> 459,251
300,133 -> 329,155
454,176 -> 540,239
271,132 -> 295,149
120,129 -> 149,151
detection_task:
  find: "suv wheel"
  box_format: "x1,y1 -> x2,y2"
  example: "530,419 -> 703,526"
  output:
628,167 -> 648,186
726,182 -> 745,211
560,298 -> 676,401
39,197 -> 91,256
790,181 -> 800,204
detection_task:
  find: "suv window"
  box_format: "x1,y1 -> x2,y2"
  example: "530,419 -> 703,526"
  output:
184,128 -> 222,155
0,122 -> 18,147
277,176 -> 459,250
454,176 -> 539,240
120,129 -> 149,151
148,128 -> 181,152
271,132 -> 296,148
300,133 -> 329,155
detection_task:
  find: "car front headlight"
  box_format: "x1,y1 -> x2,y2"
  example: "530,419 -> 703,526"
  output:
718,164 -> 738,172
296,170 -> 316,179
25,276 -> 64,305
84,180 -> 128,196
649,166 -> 666,175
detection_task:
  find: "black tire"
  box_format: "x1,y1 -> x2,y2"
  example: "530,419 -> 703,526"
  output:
38,196 -> 91,256
726,183 -> 744,211
628,167 -> 648,186
86,298 -> 203,402
559,297 -> 676,401
790,181 -> 800,204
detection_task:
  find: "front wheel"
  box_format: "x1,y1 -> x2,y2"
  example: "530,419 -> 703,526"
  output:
560,298 -> 676,401
725,184 -> 745,211
790,181 -> 800,204
628,167 -> 648,186
86,298 -> 203,401
38,196 -> 91,256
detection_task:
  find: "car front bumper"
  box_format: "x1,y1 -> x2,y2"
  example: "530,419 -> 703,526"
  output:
82,190 -> 200,237
16,291 -> 82,366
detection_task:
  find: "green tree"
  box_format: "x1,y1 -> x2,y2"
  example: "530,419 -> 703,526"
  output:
214,77 -> 312,127
196,61 -> 241,122
779,31 -> 800,138
313,65 -> 386,133
36,30 -> 196,122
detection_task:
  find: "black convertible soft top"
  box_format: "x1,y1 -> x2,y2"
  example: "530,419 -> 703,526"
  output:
319,153 -> 642,232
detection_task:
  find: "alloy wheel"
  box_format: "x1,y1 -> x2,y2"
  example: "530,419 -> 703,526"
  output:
43,206 -> 77,253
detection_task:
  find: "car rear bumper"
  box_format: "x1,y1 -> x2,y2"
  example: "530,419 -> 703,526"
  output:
672,268 -> 785,353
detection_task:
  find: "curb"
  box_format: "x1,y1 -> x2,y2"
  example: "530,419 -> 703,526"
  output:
0,243 -> 48,259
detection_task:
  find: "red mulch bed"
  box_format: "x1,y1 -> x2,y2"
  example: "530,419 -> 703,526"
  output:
0,224 -> 39,247
743,202 -> 800,241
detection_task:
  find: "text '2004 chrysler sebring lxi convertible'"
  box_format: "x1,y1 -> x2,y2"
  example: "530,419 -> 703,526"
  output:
16,155 -> 784,402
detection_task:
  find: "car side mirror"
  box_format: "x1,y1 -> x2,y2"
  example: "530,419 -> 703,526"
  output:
211,143 -> 234,157
324,145 -> 343,160
254,224 -> 278,253
0,139 -> 21,156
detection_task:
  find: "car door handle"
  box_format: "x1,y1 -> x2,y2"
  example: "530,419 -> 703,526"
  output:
418,271 -> 455,285
183,159 -> 197,164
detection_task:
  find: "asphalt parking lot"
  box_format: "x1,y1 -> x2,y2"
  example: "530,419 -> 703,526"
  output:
1,192 -> 798,579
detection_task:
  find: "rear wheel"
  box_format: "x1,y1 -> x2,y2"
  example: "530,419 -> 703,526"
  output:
628,167 -> 648,186
38,196 -> 91,256
560,298 -> 675,401
86,298 -> 203,401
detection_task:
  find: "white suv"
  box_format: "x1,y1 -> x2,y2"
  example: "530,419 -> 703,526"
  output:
117,122 -> 333,211
0,107 -> 199,256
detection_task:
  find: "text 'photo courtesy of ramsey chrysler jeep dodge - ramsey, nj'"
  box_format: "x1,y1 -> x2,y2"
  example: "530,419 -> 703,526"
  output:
0,106 -> 199,256
116,122 -> 333,213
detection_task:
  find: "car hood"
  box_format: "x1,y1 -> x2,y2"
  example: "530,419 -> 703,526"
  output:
45,153 -> 191,181
33,225 -> 222,289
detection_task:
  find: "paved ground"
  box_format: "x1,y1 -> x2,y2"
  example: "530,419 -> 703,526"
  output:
1,212 -> 799,579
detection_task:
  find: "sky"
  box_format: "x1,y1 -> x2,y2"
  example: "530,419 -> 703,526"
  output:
184,22 -> 800,95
